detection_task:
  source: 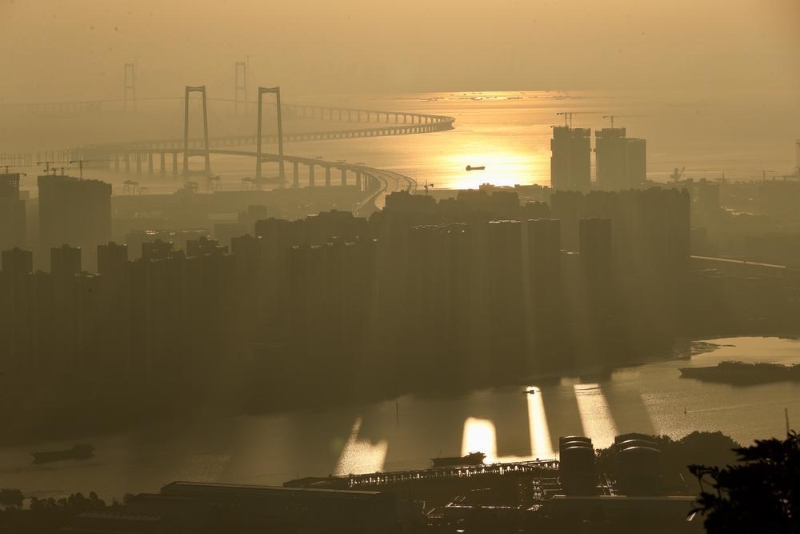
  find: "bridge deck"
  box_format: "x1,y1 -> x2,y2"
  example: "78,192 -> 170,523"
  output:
345,459 -> 559,488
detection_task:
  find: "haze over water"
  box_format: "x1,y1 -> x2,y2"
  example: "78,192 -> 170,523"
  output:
9,88 -> 799,198
1,337 -> 799,501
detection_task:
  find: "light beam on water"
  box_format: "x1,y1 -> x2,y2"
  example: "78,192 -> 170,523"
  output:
334,417 -> 388,475
573,384 -> 618,448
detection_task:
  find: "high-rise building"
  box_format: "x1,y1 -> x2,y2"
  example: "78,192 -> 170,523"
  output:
1,247 -> 33,279
37,175 -> 111,271
51,245 -> 82,276
579,218 -> 613,284
595,128 -> 647,190
98,242 -> 128,278
551,126 -> 591,192
0,173 -> 26,251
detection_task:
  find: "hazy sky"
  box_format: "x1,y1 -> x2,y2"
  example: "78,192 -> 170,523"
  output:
1,0 -> 798,101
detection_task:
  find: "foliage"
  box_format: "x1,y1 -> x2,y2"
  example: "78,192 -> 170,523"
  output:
0,492 -> 112,534
29,491 -> 107,513
689,431 -> 800,534
595,431 -> 740,493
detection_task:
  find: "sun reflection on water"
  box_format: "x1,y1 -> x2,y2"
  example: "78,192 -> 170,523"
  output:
461,386 -> 555,463
445,150 -> 549,190
335,417 -> 388,475
573,384 -> 618,449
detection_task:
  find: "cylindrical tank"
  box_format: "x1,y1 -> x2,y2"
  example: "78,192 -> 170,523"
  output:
617,446 -> 662,496
615,439 -> 657,451
560,445 -> 595,472
560,436 -> 592,446
560,440 -> 594,452
560,445 -> 597,496
614,432 -> 655,445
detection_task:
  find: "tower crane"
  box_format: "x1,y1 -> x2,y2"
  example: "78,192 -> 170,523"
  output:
556,111 -> 601,128
669,167 -> 685,182
69,158 -> 100,180
68,159 -> 106,179
602,115 -> 644,128
1,165 -> 24,174
36,161 -> 54,174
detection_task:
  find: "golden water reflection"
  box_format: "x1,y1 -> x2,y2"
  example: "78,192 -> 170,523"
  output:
461,386 -> 554,463
573,384 -> 618,449
334,417 -> 388,475
441,141 -> 549,190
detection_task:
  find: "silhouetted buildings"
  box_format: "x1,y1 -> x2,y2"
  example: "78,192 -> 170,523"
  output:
550,126 -> 591,191
37,174 -> 111,270
2,185 -> 797,415
595,128 -> 647,190
550,124 -> 648,190
0,173 -> 26,251
64,481 -> 401,534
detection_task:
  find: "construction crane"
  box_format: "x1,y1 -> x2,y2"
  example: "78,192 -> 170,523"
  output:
206,174 -> 221,191
36,161 -> 55,174
556,111 -> 600,128
601,115 -> 644,128
68,159 -> 107,179
669,167 -> 686,182
122,180 -> 140,195
36,162 -> 65,176
1,165 -> 23,174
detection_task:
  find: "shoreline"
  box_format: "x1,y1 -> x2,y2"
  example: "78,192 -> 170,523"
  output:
3,333 -> 798,449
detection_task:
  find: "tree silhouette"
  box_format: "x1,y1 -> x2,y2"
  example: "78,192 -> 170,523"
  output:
689,431 -> 800,533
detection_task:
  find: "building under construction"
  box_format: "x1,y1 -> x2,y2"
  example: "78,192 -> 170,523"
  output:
550,126 -> 591,192
0,173 -> 26,251
595,127 -> 647,190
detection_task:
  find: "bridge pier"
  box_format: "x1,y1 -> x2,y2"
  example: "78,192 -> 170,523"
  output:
308,164 -> 315,187
148,153 -> 154,174
356,171 -> 362,190
325,166 -> 331,187
160,153 -> 166,174
136,154 -> 142,174
114,154 -> 120,172
340,167 -> 346,186
293,161 -> 299,188
173,153 -> 178,175
125,154 -> 131,173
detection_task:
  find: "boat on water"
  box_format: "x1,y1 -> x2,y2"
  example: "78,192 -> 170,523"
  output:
679,361 -> 800,385
31,443 -> 94,464
465,165 -> 485,171
431,451 -> 486,468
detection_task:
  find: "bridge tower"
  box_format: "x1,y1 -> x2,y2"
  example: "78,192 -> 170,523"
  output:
234,61 -> 248,115
796,139 -> 799,178
256,86 -> 285,186
183,86 -> 211,177
123,63 -> 137,112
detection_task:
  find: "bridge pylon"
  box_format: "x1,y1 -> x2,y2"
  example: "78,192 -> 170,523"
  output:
123,63 -> 137,112
234,61 -> 248,115
183,86 -> 212,177
256,86 -> 285,187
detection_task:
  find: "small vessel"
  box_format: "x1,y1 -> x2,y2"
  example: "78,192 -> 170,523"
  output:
431,451 -> 486,468
524,386 -> 537,395
31,443 -> 94,464
465,165 -> 485,171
